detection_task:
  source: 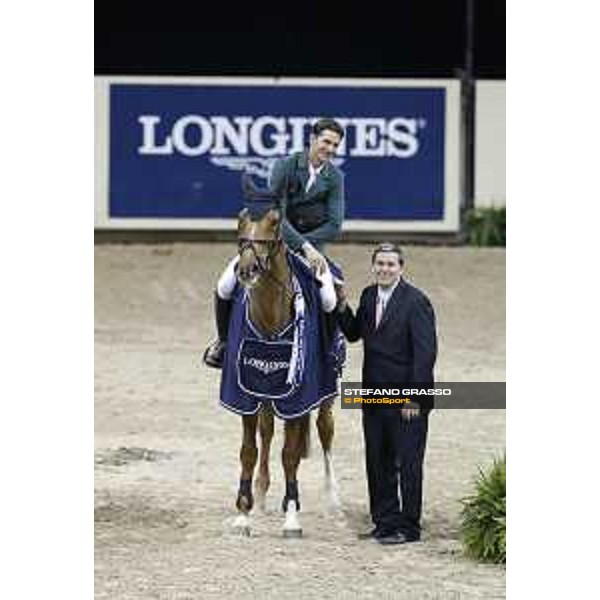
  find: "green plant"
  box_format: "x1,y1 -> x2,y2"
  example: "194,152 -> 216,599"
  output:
460,454 -> 506,564
465,207 -> 506,246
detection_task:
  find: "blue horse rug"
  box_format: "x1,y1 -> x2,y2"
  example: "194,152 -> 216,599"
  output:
220,252 -> 345,419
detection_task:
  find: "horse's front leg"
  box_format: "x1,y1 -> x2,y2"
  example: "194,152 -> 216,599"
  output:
255,404 -> 274,512
281,415 -> 309,537
316,400 -> 341,512
233,414 -> 258,536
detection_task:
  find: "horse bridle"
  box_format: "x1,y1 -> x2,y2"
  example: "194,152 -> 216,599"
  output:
238,237 -> 280,274
237,236 -> 296,303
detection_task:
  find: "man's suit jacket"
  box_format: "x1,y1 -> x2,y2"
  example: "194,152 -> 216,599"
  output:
337,279 -> 437,412
269,151 -> 345,253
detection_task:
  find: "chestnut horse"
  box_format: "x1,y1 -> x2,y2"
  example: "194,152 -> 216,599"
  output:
230,206 -> 340,538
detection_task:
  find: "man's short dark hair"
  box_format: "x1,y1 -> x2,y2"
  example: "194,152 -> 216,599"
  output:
371,242 -> 405,265
312,118 -> 345,140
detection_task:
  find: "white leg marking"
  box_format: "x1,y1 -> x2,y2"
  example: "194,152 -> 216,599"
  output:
232,513 -> 251,536
283,500 -> 302,538
324,451 -> 342,512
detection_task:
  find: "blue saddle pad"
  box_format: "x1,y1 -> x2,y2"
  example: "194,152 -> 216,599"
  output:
220,252 -> 343,419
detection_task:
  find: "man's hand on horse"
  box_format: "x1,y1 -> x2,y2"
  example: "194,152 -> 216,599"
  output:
302,242 -> 328,276
335,282 -> 348,310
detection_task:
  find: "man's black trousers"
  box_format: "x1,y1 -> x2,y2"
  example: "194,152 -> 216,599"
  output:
362,406 -> 429,540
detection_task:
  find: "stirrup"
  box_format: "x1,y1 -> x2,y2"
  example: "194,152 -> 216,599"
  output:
203,339 -> 226,369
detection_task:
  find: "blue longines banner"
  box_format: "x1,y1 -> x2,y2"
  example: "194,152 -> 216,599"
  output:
109,84 -> 446,220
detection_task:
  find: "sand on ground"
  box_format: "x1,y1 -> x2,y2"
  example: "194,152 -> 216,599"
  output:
95,243 -> 506,599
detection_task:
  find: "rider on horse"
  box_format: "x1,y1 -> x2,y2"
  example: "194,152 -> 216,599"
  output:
204,117 -> 346,368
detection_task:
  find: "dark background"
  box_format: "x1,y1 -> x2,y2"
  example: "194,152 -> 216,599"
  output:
95,1 -> 505,79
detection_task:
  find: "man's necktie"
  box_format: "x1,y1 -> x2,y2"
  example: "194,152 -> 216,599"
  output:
375,296 -> 384,328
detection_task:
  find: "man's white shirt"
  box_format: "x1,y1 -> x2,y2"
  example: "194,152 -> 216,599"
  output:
306,162 -> 325,192
377,278 -> 401,313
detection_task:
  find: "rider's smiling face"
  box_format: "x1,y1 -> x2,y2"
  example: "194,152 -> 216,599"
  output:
309,129 -> 342,166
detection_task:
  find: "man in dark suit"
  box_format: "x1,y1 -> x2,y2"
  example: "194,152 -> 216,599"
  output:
203,118 -> 345,368
337,243 -> 437,545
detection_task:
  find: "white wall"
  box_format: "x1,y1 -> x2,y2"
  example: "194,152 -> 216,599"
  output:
475,81 -> 506,207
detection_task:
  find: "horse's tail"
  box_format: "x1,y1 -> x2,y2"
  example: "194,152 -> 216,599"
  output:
299,414 -> 311,460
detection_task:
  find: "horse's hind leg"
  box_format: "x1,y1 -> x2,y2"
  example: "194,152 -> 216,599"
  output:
255,405 -> 274,512
317,400 -> 341,512
233,414 -> 258,536
281,415 -> 309,537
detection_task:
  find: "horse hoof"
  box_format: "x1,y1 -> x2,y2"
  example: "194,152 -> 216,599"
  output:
283,528 -> 303,539
232,514 -> 251,537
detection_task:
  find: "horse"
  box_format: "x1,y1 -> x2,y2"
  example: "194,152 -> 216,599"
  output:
225,203 -> 341,538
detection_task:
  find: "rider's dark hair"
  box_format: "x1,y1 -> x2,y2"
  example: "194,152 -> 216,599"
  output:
371,242 -> 405,266
312,118 -> 345,140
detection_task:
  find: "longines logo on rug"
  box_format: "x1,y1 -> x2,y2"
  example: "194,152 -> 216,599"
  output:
243,356 -> 290,375
137,115 -> 427,179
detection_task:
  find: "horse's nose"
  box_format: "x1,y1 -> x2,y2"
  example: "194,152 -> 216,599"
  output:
238,262 -> 259,284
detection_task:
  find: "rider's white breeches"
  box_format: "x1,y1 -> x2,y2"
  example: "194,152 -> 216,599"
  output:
216,256 -> 240,300
316,267 -> 336,313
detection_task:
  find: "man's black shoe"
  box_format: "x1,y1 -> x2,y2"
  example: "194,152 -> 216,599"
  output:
357,529 -> 377,540
203,340 -> 226,369
357,527 -> 387,540
377,531 -> 419,545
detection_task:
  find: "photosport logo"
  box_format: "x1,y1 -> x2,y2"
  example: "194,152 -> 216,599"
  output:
137,115 -> 427,180
339,383 -> 507,410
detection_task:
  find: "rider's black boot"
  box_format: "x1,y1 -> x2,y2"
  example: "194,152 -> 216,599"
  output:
203,293 -> 232,369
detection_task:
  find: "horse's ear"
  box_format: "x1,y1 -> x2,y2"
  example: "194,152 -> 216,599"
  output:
237,208 -> 251,234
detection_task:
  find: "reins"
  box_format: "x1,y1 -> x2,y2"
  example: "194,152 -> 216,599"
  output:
237,236 -> 296,307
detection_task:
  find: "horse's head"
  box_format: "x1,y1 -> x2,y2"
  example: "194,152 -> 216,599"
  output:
236,207 -> 283,289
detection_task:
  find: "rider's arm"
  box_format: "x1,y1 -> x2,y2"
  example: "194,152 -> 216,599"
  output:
281,212 -> 310,253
